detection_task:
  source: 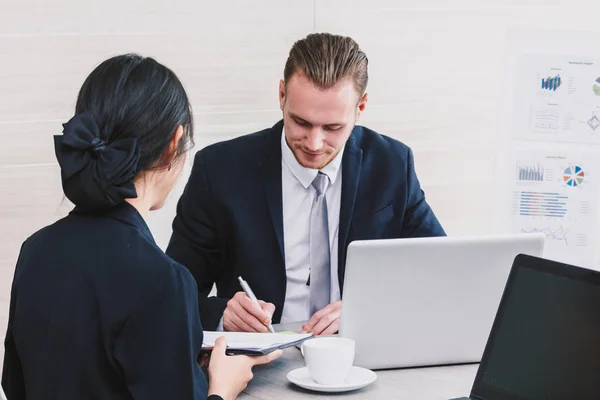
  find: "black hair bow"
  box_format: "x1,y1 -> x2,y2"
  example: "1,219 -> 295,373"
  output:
54,112 -> 140,212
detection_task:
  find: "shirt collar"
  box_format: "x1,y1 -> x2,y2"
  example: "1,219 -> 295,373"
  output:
280,126 -> 344,189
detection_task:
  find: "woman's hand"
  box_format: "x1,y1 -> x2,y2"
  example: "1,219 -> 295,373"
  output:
207,336 -> 282,400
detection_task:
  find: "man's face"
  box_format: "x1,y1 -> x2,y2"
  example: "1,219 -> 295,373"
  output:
279,71 -> 367,169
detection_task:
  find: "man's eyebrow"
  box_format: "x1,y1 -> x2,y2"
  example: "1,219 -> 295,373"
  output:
289,112 -> 312,125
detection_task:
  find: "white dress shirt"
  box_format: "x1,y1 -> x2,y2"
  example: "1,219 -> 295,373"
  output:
217,128 -> 344,330
280,128 -> 344,323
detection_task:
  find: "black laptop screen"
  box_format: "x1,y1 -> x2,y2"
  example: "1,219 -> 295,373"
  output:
474,257 -> 600,400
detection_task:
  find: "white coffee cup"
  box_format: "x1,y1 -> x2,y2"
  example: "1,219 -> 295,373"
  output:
301,337 -> 355,385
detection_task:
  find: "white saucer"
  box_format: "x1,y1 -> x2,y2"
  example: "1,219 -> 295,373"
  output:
287,366 -> 377,393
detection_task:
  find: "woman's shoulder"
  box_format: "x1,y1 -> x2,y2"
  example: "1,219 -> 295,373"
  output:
19,211 -> 182,278
18,211 -> 198,306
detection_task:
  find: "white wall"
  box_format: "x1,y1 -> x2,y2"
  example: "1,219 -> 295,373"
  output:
1,0 -> 599,364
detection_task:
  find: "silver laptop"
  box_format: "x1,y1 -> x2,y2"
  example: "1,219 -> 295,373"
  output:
338,233 -> 545,370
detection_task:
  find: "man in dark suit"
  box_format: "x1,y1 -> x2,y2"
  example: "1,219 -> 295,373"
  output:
166,32 -> 445,335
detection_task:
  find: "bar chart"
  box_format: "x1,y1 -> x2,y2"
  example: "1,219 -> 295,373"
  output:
541,74 -> 561,91
516,191 -> 568,218
518,163 -> 545,182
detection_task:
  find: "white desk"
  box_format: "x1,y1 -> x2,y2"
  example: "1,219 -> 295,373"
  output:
239,347 -> 478,399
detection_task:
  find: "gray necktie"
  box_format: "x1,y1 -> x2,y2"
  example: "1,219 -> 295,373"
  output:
309,171 -> 331,315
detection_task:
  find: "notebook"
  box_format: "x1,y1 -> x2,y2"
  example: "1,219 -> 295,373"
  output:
201,331 -> 313,355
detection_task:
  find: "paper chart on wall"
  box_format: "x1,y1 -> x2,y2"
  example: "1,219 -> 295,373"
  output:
510,150 -> 599,268
513,53 -> 600,144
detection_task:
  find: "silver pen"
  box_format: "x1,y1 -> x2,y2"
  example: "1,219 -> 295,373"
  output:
238,276 -> 276,333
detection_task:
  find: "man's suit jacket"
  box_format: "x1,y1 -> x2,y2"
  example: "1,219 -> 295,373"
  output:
166,120 -> 446,330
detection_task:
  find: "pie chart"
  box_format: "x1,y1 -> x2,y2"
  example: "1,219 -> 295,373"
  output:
594,78 -> 600,96
563,165 -> 585,187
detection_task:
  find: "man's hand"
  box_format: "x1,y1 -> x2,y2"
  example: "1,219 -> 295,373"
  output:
301,301 -> 342,336
223,291 -> 275,333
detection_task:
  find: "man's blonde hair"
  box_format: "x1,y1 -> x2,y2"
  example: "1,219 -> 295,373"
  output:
283,33 -> 368,97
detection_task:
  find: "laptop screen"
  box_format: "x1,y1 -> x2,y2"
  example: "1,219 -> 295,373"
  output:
472,255 -> 600,400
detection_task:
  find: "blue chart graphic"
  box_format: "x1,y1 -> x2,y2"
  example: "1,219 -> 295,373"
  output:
518,164 -> 544,181
563,165 -> 585,187
519,191 -> 567,217
521,226 -> 569,245
541,74 -> 561,91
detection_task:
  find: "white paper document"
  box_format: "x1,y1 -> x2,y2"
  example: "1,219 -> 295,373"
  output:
513,53 -> 600,144
510,150 -> 599,268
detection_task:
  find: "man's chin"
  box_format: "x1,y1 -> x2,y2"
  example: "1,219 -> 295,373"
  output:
297,157 -> 329,170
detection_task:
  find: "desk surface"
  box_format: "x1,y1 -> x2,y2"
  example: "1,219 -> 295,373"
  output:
239,347 -> 478,399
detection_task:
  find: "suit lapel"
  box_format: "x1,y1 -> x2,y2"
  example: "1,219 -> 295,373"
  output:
260,122 -> 363,292
338,131 -> 363,293
259,121 -> 285,261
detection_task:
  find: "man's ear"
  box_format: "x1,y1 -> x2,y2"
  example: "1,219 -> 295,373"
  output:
356,92 -> 368,121
279,79 -> 286,111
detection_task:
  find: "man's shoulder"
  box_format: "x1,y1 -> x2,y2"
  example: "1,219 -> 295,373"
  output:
193,122 -> 280,164
352,125 -> 411,160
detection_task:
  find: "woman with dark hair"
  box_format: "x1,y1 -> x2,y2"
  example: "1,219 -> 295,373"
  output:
1,54 -> 280,400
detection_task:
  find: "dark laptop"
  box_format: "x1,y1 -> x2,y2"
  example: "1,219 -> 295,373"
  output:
451,254 -> 600,400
